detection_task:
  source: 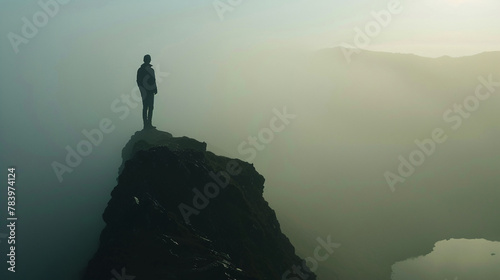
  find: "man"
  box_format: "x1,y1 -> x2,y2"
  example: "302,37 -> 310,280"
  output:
136,54 -> 158,129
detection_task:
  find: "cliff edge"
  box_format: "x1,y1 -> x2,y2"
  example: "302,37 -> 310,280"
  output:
83,129 -> 316,280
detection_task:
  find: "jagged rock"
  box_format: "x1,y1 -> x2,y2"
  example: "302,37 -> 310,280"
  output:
118,129 -> 207,174
83,130 -> 316,280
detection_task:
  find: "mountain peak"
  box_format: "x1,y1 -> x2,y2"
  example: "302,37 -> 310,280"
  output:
118,129 -> 207,174
83,130 -> 315,280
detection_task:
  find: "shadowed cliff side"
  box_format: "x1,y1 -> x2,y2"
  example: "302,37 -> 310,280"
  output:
83,129 -> 317,280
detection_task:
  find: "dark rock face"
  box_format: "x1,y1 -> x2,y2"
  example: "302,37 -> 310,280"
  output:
83,130 -> 316,280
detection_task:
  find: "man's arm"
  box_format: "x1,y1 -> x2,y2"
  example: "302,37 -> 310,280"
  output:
136,68 -> 142,87
151,69 -> 158,94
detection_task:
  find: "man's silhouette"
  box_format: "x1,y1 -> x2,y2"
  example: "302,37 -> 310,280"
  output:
137,54 -> 158,129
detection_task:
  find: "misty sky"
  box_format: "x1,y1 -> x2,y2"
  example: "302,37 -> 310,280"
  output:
1,1 -> 500,280
2,0 -> 500,58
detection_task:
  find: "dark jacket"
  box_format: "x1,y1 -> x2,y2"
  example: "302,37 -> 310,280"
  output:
136,63 -> 157,94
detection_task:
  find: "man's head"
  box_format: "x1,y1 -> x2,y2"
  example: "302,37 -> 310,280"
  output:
143,54 -> 151,64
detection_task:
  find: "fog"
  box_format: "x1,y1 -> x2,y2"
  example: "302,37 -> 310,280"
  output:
1,1 -> 500,279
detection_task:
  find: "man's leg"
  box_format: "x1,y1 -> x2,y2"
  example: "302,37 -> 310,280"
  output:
147,94 -> 154,128
140,88 -> 148,129
142,105 -> 148,128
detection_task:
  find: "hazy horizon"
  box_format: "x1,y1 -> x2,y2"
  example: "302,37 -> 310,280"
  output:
321,47 -> 500,58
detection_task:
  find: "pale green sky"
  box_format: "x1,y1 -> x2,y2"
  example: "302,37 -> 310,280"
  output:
2,0 -> 500,58
207,0 -> 500,56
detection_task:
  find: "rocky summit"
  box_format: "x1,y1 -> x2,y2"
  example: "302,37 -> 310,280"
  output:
82,129 -> 316,280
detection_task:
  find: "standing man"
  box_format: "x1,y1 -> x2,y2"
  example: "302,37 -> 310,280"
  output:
137,54 -> 158,129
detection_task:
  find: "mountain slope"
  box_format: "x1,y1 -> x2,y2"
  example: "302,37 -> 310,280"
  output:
83,129 -> 317,280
